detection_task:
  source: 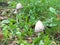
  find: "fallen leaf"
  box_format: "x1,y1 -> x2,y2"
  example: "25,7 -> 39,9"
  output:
57,14 -> 60,18
51,41 -> 56,45
0,16 -> 8,20
0,27 -> 3,40
9,41 -> 17,45
27,37 -> 32,44
0,32 -> 3,40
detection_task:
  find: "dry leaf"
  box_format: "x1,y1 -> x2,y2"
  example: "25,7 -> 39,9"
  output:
9,41 -> 17,45
0,27 -> 3,40
57,14 -> 60,18
0,32 -> 3,40
0,16 -> 8,20
51,41 -> 56,45
27,37 -> 32,43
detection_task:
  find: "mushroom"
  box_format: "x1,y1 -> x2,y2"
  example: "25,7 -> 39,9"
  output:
16,3 -> 23,10
35,20 -> 45,37
13,3 -> 23,14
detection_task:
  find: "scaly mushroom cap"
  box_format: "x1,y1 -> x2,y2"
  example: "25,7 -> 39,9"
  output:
35,20 -> 45,33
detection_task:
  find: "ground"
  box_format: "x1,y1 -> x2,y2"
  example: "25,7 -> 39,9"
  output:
0,0 -> 60,45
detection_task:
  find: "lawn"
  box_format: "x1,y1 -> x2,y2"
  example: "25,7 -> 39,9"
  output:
0,0 -> 60,45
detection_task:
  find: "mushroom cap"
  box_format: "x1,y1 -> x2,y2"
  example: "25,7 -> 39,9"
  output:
16,3 -> 23,10
35,20 -> 45,33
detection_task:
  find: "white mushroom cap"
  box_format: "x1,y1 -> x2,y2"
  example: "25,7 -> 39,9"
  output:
16,3 -> 23,10
35,20 -> 45,33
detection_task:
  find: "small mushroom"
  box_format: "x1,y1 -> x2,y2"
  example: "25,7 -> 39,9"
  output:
35,20 -> 45,37
35,20 -> 45,33
16,3 -> 23,10
13,3 -> 23,14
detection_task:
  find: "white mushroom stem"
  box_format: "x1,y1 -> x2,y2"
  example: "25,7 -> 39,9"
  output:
37,33 -> 41,38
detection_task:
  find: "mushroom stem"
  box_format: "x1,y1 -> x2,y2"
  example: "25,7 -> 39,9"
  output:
37,33 -> 41,38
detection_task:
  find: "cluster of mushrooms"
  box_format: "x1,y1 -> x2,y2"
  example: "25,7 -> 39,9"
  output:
14,3 -> 45,36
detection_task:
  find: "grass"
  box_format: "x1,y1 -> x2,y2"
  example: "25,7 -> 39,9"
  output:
0,0 -> 60,45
